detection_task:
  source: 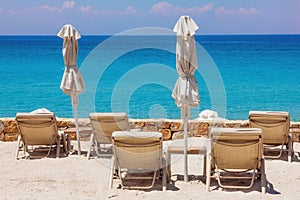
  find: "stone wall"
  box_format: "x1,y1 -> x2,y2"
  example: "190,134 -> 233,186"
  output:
1,118 -> 300,142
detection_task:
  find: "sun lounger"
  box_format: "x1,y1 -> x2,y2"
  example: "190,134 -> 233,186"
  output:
249,111 -> 293,162
15,112 -> 67,159
110,131 -> 166,191
87,112 -> 129,159
207,128 -> 266,193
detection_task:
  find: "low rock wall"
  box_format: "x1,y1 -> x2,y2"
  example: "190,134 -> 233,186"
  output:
1,118 -> 300,142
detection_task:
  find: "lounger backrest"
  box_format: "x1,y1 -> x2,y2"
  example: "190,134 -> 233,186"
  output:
249,111 -> 290,145
210,128 -> 262,170
112,131 -> 162,171
16,113 -> 58,146
89,112 -> 129,144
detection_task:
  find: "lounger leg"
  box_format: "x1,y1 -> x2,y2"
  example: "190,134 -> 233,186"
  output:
206,149 -> 211,192
56,136 -> 60,158
203,155 -> 207,180
87,133 -> 94,160
166,152 -> 171,182
24,145 -> 28,158
109,156 -> 115,189
162,159 -> 167,191
61,133 -> 68,156
15,135 -> 21,160
67,133 -> 71,152
261,157 -> 266,194
288,134 -> 292,163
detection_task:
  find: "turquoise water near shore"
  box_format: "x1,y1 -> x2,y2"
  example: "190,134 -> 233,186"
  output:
0,34 -> 300,120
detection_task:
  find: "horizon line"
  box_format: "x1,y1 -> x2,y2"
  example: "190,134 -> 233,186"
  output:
1,33 -> 300,36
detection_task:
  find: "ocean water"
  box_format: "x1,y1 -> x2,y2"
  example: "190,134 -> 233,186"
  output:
0,34 -> 300,120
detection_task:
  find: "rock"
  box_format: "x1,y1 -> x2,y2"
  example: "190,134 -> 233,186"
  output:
142,121 -> 157,132
0,120 -> 4,141
159,129 -> 171,141
57,118 -> 75,128
4,118 -> 18,134
225,122 -> 241,128
0,118 -> 299,142
0,120 -> 4,132
194,123 -> 209,137
172,131 -> 193,140
128,120 -> 145,130
2,118 -> 18,141
56,118 -> 91,129
157,120 -> 171,129
170,121 -> 183,131
3,132 -> 18,142
240,120 -> 249,128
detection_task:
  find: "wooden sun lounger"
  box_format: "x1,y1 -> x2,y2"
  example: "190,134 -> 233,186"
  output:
249,111 -> 293,162
15,112 -> 67,159
87,112 -> 129,159
207,128 -> 266,193
110,131 -> 166,191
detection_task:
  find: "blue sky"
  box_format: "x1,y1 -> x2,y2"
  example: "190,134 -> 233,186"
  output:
0,0 -> 299,35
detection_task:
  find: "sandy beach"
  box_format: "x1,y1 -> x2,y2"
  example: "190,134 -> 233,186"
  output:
1,139 -> 300,200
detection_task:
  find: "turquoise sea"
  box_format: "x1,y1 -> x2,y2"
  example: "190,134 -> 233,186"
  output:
0,34 -> 300,120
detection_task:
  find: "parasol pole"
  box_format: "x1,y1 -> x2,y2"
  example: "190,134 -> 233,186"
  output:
72,94 -> 81,156
181,100 -> 189,182
184,105 -> 188,182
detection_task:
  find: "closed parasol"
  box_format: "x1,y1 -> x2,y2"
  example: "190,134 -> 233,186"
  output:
57,24 -> 85,155
172,16 -> 200,182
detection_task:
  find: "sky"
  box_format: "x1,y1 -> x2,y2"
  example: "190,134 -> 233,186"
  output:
0,0 -> 299,35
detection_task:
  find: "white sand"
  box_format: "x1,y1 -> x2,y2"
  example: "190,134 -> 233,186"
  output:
1,140 -> 300,200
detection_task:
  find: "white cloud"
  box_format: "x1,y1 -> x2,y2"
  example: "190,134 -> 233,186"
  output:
62,1 -> 75,10
79,6 -> 92,13
215,7 -> 258,15
150,1 -> 213,15
38,5 -> 60,12
150,2 -> 257,16
38,1 -> 76,13
150,1 -> 173,14
198,3 -> 214,13
121,6 -> 138,15
79,5 -> 138,15
176,3 -> 213,14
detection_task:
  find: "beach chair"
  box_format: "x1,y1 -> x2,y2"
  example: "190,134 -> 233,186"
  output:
110,131 -> 166,191
249,111 -> 292,162
207,128 -> 266,193
87,112 -> 129,159
15,112 -> 67,159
